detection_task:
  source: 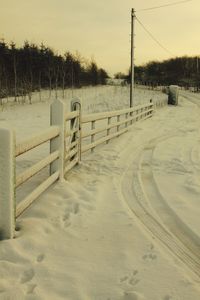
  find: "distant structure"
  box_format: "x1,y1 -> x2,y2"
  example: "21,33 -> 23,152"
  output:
168,85 -> 179,105
106,78 -> 127,86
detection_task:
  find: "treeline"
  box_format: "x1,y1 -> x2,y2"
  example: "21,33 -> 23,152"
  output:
0,39 -> 109,101
127,56 -> 200,89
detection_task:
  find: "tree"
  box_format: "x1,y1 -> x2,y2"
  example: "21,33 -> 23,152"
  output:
0,38 -> 110,101
88,61 -> 99,85
10,42 -> 18,101
114,72 -> 126,79
98,68 -> 109,84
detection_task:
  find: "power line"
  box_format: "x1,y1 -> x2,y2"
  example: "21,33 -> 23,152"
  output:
137,0 -> 192,12
135,16 -> 175,56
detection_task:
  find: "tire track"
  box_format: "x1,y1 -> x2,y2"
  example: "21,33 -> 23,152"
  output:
181,93 -> 200,108
120,138 -> 200,280
114,97 -> 200,280
141,143 -> 200,256
190,145 -> 200,171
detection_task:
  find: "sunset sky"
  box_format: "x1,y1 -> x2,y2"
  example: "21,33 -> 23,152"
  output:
0,0 -> 199,76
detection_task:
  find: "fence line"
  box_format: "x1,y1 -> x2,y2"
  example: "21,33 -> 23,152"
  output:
81,103 -> 154,153
0,97 -> 168,240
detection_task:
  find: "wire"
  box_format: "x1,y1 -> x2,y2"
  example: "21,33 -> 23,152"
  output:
137,0 -> 192,12
135,16 -> 175,56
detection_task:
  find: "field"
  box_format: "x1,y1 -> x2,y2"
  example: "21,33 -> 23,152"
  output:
0,86 -> 200,300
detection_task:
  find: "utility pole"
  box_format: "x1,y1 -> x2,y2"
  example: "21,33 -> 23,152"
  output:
197,56 -> 199,92
130,8 -> 135,107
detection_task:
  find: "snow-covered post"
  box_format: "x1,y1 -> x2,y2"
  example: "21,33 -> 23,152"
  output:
50,99 -> 65,181
0,124 -> 16,240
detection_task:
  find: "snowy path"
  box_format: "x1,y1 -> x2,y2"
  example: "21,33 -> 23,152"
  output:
120,130 -> 200,278
0,91 -> 200,299
113,92 -> 200,278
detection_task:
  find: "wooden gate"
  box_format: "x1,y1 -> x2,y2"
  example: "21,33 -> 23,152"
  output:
64,99 -> 81,176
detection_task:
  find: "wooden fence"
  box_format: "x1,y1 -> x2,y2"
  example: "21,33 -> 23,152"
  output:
0,97 -> 167,240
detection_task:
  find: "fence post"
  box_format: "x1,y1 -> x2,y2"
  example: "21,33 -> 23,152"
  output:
149,99 -> 154,117
130,111 -> 133,125
50,99 -> 65,181
136,109 -> 139,122
0,124 -> 15,240
125,113 -> 129,127
91,120 -> 95,152
106,117 -> 111,144
117,115 -> 120,132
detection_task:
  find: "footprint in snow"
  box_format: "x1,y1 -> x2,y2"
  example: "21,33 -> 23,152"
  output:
163,295 -> 173,300
26,283 -> 37,294
142,253 -> 157,261
122,291 -> 145,300
61,211 -> 71,228
36,254 -> 45,263
62,211 -> 70,222
142,244 -> 157,261
20,268 -> 35,284
120,270 -> 140,287
61,202 -> 79,228
72,203 -> 79,214
50,216 -> 62,228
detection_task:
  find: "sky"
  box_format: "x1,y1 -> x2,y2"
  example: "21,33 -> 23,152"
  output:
0,0 -> 200,76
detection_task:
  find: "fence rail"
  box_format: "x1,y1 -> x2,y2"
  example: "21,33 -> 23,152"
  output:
14,124 -> 62,220
16,126 -> 60,157
16,171 -> 60,218
16,150 -> 60,188
81,103 -> 153,153
82,102 -> 152,123
0,96 -> 168,240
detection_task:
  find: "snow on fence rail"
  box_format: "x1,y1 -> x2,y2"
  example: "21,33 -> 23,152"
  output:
0,97 -> 167,240
81,102 -> 154,153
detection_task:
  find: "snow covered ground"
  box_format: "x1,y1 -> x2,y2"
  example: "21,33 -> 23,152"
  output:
0,86 -> 200,300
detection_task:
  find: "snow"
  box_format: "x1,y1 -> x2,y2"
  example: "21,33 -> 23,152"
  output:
0,124 -> 15,239
0,86 -> 200,299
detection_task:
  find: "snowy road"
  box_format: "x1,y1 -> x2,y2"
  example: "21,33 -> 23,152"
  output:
120,121 -> 200,279
0,89 -> 200,299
